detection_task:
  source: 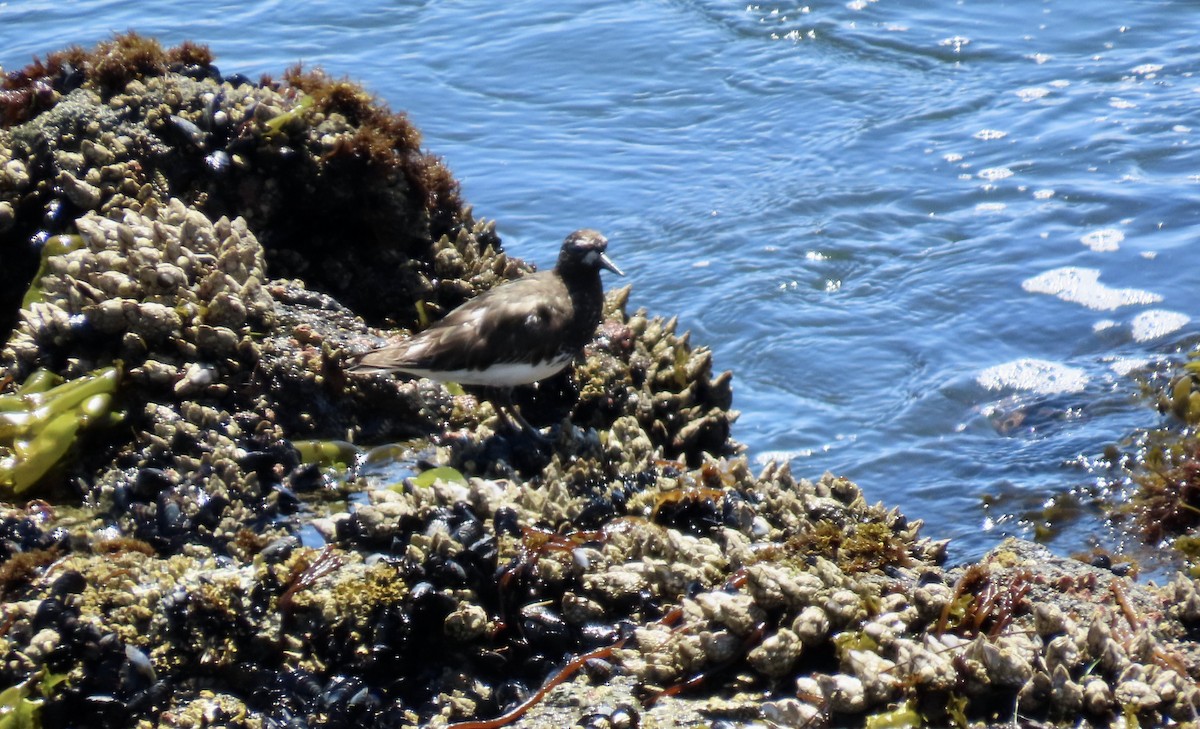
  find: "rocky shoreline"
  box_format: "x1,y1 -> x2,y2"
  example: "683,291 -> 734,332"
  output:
1,35 -> 1199,728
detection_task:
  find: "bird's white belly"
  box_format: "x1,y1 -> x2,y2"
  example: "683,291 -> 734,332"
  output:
402,357 -> 572,387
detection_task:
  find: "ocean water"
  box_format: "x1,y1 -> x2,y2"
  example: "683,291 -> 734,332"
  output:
3,0 -> 1199,567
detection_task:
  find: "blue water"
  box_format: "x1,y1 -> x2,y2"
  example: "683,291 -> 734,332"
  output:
4,0 -> 1200,567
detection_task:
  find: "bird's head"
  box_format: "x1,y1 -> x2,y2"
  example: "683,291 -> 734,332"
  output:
557,229 -> 624,277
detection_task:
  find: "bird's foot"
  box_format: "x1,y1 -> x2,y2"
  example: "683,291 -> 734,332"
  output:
496,403 -> 552,445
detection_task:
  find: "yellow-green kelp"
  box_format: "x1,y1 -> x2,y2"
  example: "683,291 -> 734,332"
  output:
21,234 -> 85,309
0,669 -> 69,729
0,366 -> 121,494
293,439 -> 361,468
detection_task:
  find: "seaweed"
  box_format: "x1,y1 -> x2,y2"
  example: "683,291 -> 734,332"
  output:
787,519 -> 916,574
279,64 -> 464,236
0,367 -> 121,494
0,32 -> 218,127
0,670 -> 68,729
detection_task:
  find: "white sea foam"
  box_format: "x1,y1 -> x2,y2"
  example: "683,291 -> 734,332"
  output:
1021,267 -> 1161,311
1130,309 -> 1190,342
978,358 -> 1088,395
754,449 -> 817,465
975,202 -> 1007,213
1080,228 -> 1124,251
1109,356 -> 1154,377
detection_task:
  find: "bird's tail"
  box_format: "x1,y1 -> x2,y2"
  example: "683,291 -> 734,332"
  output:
345,349 -> 399,375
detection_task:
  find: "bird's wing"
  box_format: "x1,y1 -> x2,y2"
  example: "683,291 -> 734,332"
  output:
425,275 -> 573,369
351,274 -> 573,373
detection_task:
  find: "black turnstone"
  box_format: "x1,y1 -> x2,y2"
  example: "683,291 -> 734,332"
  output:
348,229 -> 623,401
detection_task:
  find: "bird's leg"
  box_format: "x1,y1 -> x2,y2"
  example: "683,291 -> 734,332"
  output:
492,388 -> 550,443
490,387 -> 517,431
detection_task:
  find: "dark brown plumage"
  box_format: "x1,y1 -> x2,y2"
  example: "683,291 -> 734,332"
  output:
348,229 -> 622,386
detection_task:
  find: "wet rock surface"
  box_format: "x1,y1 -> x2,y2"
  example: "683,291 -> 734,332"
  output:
1,34 -> 1199,729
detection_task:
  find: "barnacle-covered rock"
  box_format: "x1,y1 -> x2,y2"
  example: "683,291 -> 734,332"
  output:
743,562 -> 824,611
971,633 -> 1037,688
5,33 -> 1200,729
823,589 -> 866,628
1170,573 -> 1200,623
916,635 -> 965,690
1033,602 -> 1069,638
6,200 -> 273,381
689,592 -> 766,638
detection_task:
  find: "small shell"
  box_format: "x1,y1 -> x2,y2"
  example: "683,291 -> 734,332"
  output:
1083,677 -> 1114,716
761,698 -> 822,728
560,592 -> 605,625
698,629 -> 740,664
747,627 -> 802,678
862,611 -> 906,648
791,605 -> 831,647
87,298 -> 135,334
1044,634 -> 1080,674
816,674 -> 865,714
744,562 -> 823,611
845,649 -> 898,704
174,363 -> 215,397
912,583 -> 953,623
128,359 -> 180,389
195,324 -> 239,357
691,591 -> 766,637
1049,664 -> 1083,716
1114,679 -> 1161,713
132,302 -> 183,341
444,604 -> 488,642
823,589 -> 865,628
1033,602 -> 1067,637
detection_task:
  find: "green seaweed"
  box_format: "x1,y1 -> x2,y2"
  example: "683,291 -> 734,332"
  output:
263,94 -> 315,137
21,235 -> 84,309
0,367 -> 121,494
1122,702 -> 1143,729
0,683 -> 38,729
946,694 -> 969,728
293,439 -> 361,468
411,466 -> 467,488
16,370 -> 61,397
0,669 -> 67,729
832,629 -> 879,657
864,701 -> 921,729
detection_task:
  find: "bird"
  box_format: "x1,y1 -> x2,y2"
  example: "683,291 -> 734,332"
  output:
347,229 -> 623,430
